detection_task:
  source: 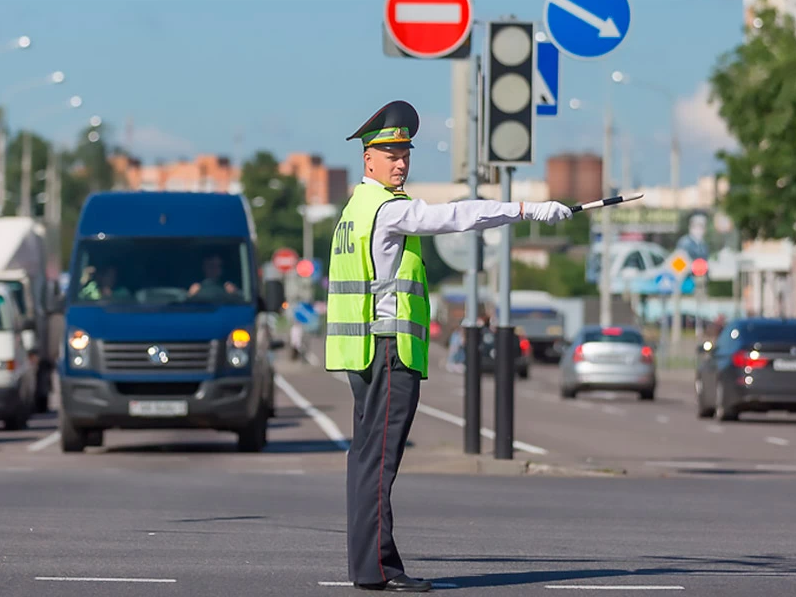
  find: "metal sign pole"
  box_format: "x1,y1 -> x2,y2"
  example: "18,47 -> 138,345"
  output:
463,49 -> 482,455
494,165 -> 515,460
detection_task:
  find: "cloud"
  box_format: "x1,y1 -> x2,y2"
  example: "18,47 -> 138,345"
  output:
129,125 -> 196,158
675,82 -> 737,151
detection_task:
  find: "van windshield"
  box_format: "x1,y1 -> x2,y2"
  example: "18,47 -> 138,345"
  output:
69,237 -> 253,306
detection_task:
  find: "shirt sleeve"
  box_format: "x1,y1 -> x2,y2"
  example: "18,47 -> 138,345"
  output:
376,198 -> 522,236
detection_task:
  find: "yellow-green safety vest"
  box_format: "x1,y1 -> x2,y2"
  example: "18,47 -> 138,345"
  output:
325,183 -> 430,378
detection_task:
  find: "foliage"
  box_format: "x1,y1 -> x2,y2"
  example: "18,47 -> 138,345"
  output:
709,5 -> 796,240
240,151 -> 305,263
511,253 -> 597,297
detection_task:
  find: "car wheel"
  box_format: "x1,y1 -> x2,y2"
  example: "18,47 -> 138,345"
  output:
639,387 -> 655,401
237,402 -> 268,453
560,385 -> 577,399
60,413 -> 87,453
714,383 -> 739,422
695,379 -> 714,418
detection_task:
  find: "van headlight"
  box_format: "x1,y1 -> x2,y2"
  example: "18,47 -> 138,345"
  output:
68,329 -> 90,368
227,329 -> 251,368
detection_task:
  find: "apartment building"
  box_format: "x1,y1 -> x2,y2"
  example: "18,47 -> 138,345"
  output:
111,154 -> 242,194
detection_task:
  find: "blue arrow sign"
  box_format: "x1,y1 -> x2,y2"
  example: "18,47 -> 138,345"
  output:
294,302 -> 317,325
536,42 -> 560,116
654,272 -> 676,295
543,0 -> 631,61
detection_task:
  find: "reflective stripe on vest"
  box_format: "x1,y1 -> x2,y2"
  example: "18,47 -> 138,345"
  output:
327,279 -> 425,297
326,319 -> 428,341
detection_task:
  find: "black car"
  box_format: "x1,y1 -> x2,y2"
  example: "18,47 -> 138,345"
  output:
479,328 -> 531,379
696,317 -> 796,421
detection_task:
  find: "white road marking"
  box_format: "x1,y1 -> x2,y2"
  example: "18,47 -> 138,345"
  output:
305,351 -> 320,367
35,577 -> 176,583
323,353 -> 549,456
706,425 -> 724,434
545,586 -> 684,591
573,402 -> 594,410
28,432 -> 60,452
755,463 -> 796,472
275,374 -> 349,451
417,404 -> 548,455
319,581 -> 458,588
395,2 -> 461,24
645,461 -> 718,470
656,415 -> 670,424
332,372 -> 348,384
765,436 -> 790,447
601,405 -> 626,416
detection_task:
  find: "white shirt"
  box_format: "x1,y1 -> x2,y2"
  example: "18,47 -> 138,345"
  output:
363,176 -> 522,320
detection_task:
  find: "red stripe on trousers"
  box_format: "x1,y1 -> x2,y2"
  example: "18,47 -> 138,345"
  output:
376,339 -> 391,581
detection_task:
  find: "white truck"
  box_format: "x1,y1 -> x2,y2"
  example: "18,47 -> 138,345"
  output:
0,217 -> 61,413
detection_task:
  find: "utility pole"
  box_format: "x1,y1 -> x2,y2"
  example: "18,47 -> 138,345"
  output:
494,165 -> 514,460
599,108 -> 614,327
0,113 -> 6,215
19,131 -> 32,217
463,49 -> 482,455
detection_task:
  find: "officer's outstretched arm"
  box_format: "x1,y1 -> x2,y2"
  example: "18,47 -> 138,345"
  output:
378,197 -> 571,236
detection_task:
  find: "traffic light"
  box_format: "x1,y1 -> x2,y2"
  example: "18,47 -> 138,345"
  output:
483,20 -> 536,165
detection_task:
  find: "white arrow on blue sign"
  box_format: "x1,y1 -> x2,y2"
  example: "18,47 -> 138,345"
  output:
654,272 -> 676,295
535,41 -> 560,117
543,0 -> 631,61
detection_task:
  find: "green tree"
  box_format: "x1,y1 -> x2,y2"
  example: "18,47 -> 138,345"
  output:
709,5 -> 796,240
72,123 -> 115,192
240,151 -> 304,263
511,253 -> 596,297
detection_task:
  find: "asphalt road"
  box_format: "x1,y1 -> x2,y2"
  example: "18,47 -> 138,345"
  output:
1,338 -> 796,595
1,468 -> 795,596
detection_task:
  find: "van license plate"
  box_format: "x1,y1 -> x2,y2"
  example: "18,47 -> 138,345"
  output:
129,400 -> 188,417
773,359 -> 796,371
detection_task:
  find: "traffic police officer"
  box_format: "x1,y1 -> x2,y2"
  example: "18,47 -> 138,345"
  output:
325,100 -> 571,592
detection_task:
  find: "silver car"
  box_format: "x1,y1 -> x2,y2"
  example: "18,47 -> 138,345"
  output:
559,325 -> 656,400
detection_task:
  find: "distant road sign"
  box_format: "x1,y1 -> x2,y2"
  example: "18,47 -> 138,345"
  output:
543,0 -> 631,61
692,258 -> 709,277
272,248 -> 299,273
384,0 -> 473,59
667,249 -> 692,280
296,259 -> 314,278
536,41 -> 560,116
434,231 -> 498,272
654,273 -> 676,295
294,302 -> 318,325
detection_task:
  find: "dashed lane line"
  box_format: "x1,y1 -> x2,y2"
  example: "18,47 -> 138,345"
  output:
274,374 -> 349,451
27,432 -> 61,452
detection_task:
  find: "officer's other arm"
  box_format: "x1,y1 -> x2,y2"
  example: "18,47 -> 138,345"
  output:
378,198 -> 572,236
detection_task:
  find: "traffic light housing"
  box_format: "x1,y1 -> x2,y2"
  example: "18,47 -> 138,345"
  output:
483,20 -> 536,166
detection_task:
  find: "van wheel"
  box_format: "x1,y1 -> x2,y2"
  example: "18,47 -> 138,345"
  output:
237,403 -> 268,453
60,413 -> 87,453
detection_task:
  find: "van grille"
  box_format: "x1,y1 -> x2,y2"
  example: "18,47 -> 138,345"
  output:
100,341 -> 217,373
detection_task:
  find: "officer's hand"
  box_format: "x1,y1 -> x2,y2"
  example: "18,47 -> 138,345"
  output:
523,201 -> 573,225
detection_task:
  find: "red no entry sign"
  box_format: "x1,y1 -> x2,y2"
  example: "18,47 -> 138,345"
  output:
272,247 -> 299,273
385,0 -> 472,59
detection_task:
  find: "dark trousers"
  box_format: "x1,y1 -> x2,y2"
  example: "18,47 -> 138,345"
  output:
346,336 -> 421,584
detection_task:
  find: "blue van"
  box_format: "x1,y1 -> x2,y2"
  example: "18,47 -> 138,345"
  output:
57,192 -> 285,453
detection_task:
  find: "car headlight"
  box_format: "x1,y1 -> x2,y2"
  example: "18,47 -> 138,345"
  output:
68,329 -> 90,368
227,329 -> 251,368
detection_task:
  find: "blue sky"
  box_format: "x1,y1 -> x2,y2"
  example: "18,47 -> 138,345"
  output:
3,0 -> 744,188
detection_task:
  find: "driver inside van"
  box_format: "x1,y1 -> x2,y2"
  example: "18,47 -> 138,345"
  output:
187,254 -> 239,297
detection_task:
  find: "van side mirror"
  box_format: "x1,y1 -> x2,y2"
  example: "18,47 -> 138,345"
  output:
262,280 -> 285,313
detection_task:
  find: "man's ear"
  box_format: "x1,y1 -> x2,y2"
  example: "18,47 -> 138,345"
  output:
364,150 -> 373,172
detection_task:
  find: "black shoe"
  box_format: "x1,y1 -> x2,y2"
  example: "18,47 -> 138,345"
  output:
354,573 -> 432,592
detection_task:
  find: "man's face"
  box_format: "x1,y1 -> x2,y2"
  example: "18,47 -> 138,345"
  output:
204,256 -> 222,279
364,146 -> 411,188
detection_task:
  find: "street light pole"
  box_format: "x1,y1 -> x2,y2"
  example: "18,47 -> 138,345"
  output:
600,107 -> 614,327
